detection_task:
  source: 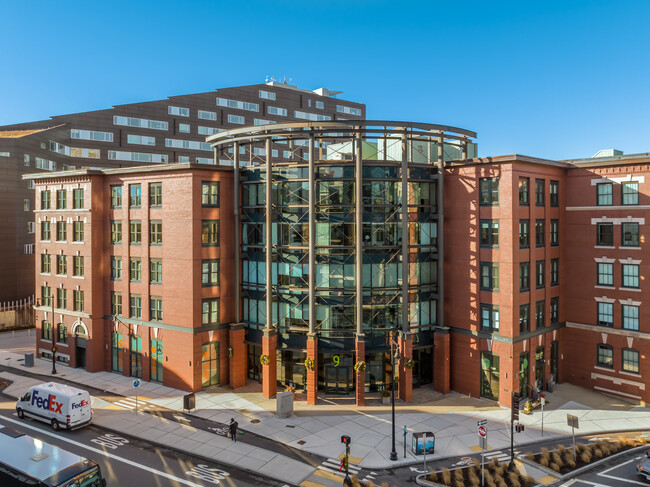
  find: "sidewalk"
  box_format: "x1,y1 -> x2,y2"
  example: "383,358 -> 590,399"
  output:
2,331 -> 649,486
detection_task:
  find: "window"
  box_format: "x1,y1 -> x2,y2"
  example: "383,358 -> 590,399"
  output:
57,324 -> 68,344
149,220 -> 162,245
520,262 -> 530,292
535,179 -> 545,206
336,105 -> 363,116
259,90 -> 276,100
56,221 -> 67,241
109,151 -> 168,163
129,258 -> 142,282
73,256 -> 84,277
201,259 -> 219,286
480,262 -> 499,291
202,299 -> 219,324
519,220 -> 530,248
41,221 -> 51,241
42,321 -> 52,341
536,300 -> 545,329
315,100 -> 324,109
597,183 -> 613,206
130,295 -> 142,319
41,286 -> 51,307
535,219 -> 545,247
622,181 -> 639,205
519,177 -> 529,206
597,344 -> 613,368
622,305 -> 639,331
57,288 -> 67,309
110,220 -> 122,244
150,297 -> 163,321
71,129 -> 114,141
480,304 -> 499,332
198,110 -> 217,120
111,256 -> 122,280
198,126 -> 222,135
550,297 -> 559,324
41,254 -> 51,273
56,190 -> 67,209
550,219 -> 559,246
201,220 -> 219,246
597,262 -> 613,286
110,185 -> 122,209
550,180 -> 559,207
267,106 -> 288,116
479,220 -> 499,248
165,138 -> 211,151
597,223 -> 614,246
621,222 -> 639,247
201,181 -> 220,207
168,106 -> 189,117
41,191 -> 51,210
147,182 -> 162,207
73,290 -> 84,312
622,264 -> 639,288
217,98 -> 259,111
479,178 -> 499,206
178,123 -> 190,133
150,259 -> 162,284
536,260 -> 545,289
111,292 -> 122,316
129,184 -> 141,208
73,221 -> 84,242
519,304 -> 530,333
622,348 -> 639,373
73,189 -> 84,209
127,134 -> 155,146
113,116 -> 168,130
129,220 -> 141,245
23,199 -> 30,212
56,255 -> 67,275
228,114 -> 245,124
597,302 -> 614,327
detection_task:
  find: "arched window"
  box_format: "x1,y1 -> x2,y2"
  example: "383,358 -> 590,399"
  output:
622,348 -> 639,373
596,344 -> 613,368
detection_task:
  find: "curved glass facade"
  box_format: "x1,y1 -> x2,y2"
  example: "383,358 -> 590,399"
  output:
210,121 -> 476,396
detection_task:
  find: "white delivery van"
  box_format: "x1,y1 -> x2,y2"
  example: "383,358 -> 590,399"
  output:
15,382 -> 92,431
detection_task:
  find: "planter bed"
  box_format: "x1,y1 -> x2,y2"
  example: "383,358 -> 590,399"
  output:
424,459 -> 536,487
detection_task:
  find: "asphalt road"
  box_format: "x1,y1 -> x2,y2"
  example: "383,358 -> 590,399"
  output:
0,400 -> 289,487
557,448 -> 650,486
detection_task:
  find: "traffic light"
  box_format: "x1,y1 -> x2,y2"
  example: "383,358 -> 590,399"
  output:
341,435 -> 351,445
515,423 -> 525,433
512,392 -> 520,422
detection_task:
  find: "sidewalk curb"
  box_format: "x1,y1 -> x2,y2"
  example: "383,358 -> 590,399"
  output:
538,443 -> 650,487
90,414 -> 306,487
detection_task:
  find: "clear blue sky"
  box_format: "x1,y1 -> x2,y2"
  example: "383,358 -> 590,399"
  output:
1,0 -> 648,160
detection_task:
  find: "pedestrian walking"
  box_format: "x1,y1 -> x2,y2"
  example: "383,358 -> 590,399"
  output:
229,418 -> 238,442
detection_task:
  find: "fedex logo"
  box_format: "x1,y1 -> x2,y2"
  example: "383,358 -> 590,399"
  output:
31,390 -> 63,414
72,400 -> 88,409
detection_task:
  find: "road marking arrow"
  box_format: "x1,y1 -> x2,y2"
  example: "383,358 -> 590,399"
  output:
173,415 -> 191,423
410,467 -> 427,474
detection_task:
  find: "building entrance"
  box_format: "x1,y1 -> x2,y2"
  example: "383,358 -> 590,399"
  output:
550,340 -> 559,383
318,353 -> 353,394
535,346 -> 545,392
76,338 -> 86,369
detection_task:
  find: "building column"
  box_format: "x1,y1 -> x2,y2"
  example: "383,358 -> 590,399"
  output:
434,327 -> 450,394
228,324 -> 246,388
398,331 -> 413,402
262,328 -> 277,399
355,334 -> 366,406
306,333 -> 317,405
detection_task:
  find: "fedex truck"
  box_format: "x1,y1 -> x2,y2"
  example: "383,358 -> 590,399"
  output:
15,382 -> 92,431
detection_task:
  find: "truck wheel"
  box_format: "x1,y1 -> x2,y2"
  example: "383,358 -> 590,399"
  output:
51,419 -> 60,431
17,409 -> 24,419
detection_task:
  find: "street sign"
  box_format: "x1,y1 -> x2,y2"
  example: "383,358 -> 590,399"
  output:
478,426 -> 487,438
133,379 -> 141,388
479,436 -> 487,450
477,419 -> 488,426
567,414 -> 579,429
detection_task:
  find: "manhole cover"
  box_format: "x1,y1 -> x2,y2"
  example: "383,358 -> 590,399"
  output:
250,419 -> 260,424
286,425 -> 295,428
297,440 -> 306,445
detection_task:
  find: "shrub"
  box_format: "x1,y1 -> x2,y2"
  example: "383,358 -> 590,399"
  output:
486,480 -> 497,487
566,459 -> 576,469
453,480 -> 464,487
491,457 -> 500,468
441,467 -> 451,486
508,471 -> 521,487
526,451 -> 535,461
429,471 -> 438,482
558,445 -> 566,454
551,462 -> 562,472
539,456 -> 549,467
497,479 -> 507,487
593,447 -> 604,459
580,450 -> 592,464
468,469 -> 480,486
453,468 -> 463,483
576,443 -> 587,453
551,451 -> 563,467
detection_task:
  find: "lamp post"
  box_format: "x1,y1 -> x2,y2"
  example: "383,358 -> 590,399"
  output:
389,332 -> 401,461
51,345 -> 57,375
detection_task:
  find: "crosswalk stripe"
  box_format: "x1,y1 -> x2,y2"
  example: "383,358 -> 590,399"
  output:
322,460 -> 360,473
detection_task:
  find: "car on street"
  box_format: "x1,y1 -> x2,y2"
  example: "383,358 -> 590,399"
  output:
637,452 -> 650,482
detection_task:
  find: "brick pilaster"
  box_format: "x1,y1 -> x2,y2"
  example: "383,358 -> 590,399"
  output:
262,328 -> 277,399
229,324 -> 247,389
398,332 -> 413,402
434,327 -> 450,394
355,335 -> 366,406
306,333 -> 318,405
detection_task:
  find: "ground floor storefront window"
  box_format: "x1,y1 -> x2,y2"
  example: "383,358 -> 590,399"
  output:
519,351 -> 529,398
130,335 -> 142,378
277,350 -> 306,391
151,339 -> 163,383
111,332 -> 123,373
202,342 -> 219,387
480,351 -> 499,401
247,344 -> 262,382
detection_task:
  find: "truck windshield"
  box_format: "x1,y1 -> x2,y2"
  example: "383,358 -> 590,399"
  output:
59,465 -> 103,487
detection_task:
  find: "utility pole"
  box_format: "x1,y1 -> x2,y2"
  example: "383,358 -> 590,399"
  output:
508,392 -> 520,472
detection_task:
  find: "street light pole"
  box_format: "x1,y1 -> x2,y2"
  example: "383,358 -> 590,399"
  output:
51,296 -> 56,375
389,332 -> 400,461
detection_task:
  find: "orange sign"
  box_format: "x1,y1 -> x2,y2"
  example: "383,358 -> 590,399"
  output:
118,340 -> 123,348
151,346 -> 157,354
